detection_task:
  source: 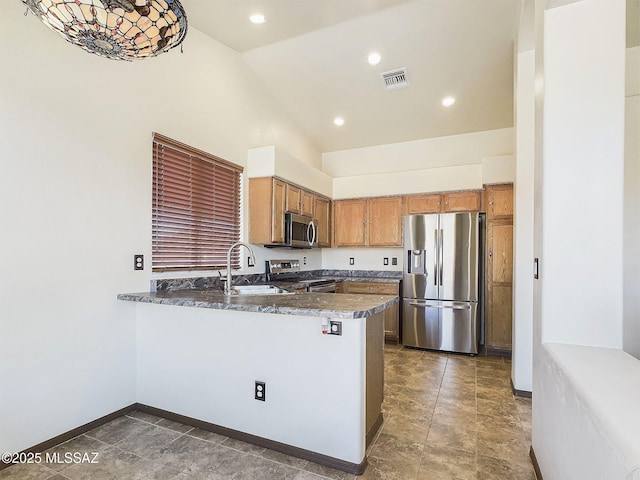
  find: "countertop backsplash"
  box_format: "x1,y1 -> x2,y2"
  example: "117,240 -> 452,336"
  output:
153,269 -> 402,292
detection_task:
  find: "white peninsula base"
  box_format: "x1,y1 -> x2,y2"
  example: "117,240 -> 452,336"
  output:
134,302 -> 385,473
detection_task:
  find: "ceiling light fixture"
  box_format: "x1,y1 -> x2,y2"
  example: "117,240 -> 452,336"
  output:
441,96 -> 456,107
333,117 -> 345,127
249,13 -> 266,24
367,52 -> 381,66
22,0 -> 188,61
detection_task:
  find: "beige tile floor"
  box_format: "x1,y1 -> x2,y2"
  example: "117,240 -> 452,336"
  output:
0,346 -> 534,480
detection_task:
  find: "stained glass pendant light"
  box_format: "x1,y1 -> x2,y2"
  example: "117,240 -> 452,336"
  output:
22,0 -> 188,61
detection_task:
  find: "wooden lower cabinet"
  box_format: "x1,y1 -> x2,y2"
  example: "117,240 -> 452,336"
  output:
342,281 -> 400,344
485,219 -> 513,353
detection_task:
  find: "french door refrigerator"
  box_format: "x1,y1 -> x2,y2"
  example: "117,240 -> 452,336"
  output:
402,212 -> 481,354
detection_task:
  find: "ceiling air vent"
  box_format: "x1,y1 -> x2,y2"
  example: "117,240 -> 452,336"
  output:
381,68 -> 409,90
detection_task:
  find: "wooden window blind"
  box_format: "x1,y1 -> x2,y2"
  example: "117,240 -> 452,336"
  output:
152,133 -> 243,272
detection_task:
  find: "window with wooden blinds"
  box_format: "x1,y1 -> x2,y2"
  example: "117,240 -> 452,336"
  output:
152,133 -> 243,272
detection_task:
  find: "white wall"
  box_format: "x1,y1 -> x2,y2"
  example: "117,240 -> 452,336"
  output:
323,128 -> 514,177
539,0 -> 625,348
0,2 -> 319,453
532,0 -> 628,478
331,164 -> 485,200
322,248 -> 403,272
513,48 -> 535,393
624,46 -> 640,359
324,128 -> 515,199
482,155 -> 516,185
247,146 -> 333,198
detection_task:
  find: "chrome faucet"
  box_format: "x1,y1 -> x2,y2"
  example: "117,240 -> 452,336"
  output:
225,242 -> 256,295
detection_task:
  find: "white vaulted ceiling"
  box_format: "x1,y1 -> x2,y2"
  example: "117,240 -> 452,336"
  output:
181,0 -> 521,153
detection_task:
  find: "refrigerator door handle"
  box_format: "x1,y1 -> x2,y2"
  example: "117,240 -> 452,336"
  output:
433,229 -> 439,286
439,229 -> 444,286
408,301 -> 471,310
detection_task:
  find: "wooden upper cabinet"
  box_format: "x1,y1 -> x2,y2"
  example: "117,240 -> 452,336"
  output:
333,197 -> 402,247
404,194 -> 442,214
369,197 -> 403,246
485,184 -> 514,219
250,176 -> 330,246
249,177 -> 286,244
286,183 -> 315,217
443,191 -> 481,212
301,190 -> 315,217
404,191 -> 481,214
334,199 -> 368,247
285,183 -> 301,213
314,196 -> 331,247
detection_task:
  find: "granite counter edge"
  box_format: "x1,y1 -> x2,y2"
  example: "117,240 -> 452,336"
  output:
117,293 -> 398,319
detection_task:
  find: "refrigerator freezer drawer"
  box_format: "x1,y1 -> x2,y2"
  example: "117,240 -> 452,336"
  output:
402,299 -> 479,354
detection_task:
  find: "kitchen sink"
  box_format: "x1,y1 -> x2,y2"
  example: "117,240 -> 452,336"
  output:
231,285 -> 292,295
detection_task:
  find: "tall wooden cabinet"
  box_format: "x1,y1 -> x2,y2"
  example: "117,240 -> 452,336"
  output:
484,184 -> 514,354
249,177 -> 286,245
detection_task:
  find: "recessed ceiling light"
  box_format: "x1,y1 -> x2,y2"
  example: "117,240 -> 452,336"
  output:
333,117 -> 345,126
367,52 -> 381,66
249,13 -> 266,24
441,96 -> 456,107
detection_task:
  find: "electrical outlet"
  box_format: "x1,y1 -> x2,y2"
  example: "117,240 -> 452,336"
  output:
255,381 -> 266,401
134,254 -> 144,271
383,257 -> 389,265
247,256 -> 255,267
303,256 -> 307,265
349,257 -> 355,266
392,257 -> 398,265
329,321 -> 342,336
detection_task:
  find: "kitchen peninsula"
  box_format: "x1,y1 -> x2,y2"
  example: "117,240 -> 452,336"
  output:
117,288 -> 397,474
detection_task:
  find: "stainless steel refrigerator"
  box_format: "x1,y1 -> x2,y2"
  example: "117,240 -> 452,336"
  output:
402,212 -> 481,354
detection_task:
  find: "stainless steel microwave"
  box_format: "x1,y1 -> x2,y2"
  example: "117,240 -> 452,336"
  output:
285,212 -> 318,248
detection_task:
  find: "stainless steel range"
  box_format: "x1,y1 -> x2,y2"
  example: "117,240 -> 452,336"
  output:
265,259 -> 336,293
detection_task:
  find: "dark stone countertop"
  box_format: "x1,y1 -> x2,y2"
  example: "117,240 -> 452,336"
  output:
117,289 -> 398,319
